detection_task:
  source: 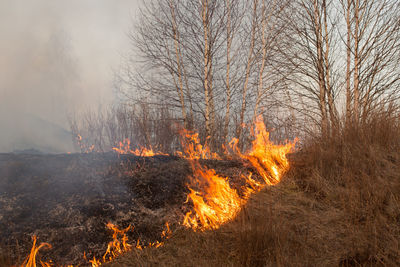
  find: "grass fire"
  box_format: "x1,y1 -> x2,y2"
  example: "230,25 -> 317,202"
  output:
1,0 -> 400,266
2,117 -> 295,266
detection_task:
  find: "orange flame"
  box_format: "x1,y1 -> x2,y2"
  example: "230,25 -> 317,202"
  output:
76,134 -> 95,153
177,131 -> 221,160
233,116 -> 297,185
88,257 -> 102,267
161,222 -> 171,239
180,130 -> 242,230
21,236 -> 51,267
112,138 -> 166,157
183,163 -> 242,230
91,221 -> 171,266
19,222 -> 171,267
182,116 -> 297,230
101,223 -> 132,263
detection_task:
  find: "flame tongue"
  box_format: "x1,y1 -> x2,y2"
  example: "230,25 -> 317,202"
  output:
102,223 -> 132,263
182,116 -> 297,230
183,162 -> 242,230
21,222 -> 171,267
22,236 -> 51,267
243,117 -> 296,185
177,131 -> 220,160
112,138 -> 166,157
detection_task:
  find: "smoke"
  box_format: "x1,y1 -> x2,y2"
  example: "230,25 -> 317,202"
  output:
0,0 -> 139,153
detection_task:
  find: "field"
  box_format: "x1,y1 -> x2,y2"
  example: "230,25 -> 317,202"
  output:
1,116 -> 400,266
110,118 -> 400,266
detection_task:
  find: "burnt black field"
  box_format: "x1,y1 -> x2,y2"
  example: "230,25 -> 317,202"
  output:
0,152 -> 254,266
0,152 -> 189,265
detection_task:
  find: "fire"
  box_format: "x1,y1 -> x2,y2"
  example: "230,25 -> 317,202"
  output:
17,116 -> 295,264
183,163 -> 242,230
76,134 -> 95,153
182,116 -> 296,230
112,138 -> 166,157
89,222 -> 171,266
177,131 -> 220,160
233,117 -> 297,185
21,236 -> 51,267
19,222 -> 171,267
101,223 -> 132,263
180,130 -> 243,230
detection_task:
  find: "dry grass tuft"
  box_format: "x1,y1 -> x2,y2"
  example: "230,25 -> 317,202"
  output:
109,112 -> 400,266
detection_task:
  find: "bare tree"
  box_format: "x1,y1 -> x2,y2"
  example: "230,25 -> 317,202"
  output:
224,0 -> 233,145
251,0 -> 289,123
281,0 -> 340,137
236,0 -> 258,143
339,0 -> 400,124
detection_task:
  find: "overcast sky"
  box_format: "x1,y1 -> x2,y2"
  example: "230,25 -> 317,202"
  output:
0,0 -> 140,152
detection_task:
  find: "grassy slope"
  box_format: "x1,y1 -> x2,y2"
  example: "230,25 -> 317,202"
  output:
109,115 -> 400,266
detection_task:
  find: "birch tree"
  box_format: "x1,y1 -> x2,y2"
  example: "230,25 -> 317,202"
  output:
340,0 -> 400,124
282,0 -> 339,137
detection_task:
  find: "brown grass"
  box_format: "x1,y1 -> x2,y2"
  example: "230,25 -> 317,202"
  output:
0,248 -> 12,267
108,113 -> 400,266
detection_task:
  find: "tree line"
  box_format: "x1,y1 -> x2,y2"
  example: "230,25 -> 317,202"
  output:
71,0 -> 400,153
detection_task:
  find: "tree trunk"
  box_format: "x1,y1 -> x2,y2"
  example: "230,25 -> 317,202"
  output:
314,0 -> 329,137
224,0 -> 232,145
169,0 -> 188,128
345,0 -> 352,126
353,0 -> 360,124
237,0 -> 258,143
322,0 -> 338,131
253,0 -> 267,123
202,0 -> 212,138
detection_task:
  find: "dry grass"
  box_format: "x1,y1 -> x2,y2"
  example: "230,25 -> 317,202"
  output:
0,248 -> 12,267
108,113 -> 400,266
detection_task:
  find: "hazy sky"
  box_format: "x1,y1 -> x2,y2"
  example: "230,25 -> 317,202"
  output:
0,0 -> 140,122
0,0 -> 140,152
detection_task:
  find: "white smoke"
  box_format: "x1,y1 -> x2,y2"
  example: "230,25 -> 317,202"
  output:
0,0 -> 139,153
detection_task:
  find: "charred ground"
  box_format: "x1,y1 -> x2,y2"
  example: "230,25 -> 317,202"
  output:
0,152 -> 258,266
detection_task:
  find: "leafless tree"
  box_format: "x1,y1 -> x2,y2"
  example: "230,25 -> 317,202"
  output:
280,0 -> 340,137
109,0 -> 400,149
339,0 -> 400,125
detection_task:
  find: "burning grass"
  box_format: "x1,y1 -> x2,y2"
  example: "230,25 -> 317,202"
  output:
4,113 -> 400,266
112,139 -> 167,157
109,115 -> 400,266
0,153 -> 263,266
2,116 -> 296,266
180,117 -> 296,230
0,154 -> 189,266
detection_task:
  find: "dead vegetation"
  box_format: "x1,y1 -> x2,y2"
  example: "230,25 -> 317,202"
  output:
108,113 -> 400,266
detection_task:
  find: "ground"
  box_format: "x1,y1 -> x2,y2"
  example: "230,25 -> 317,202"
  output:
0,152 -> 255,266
108,140 -> 400,266
1,131 -> 400,266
